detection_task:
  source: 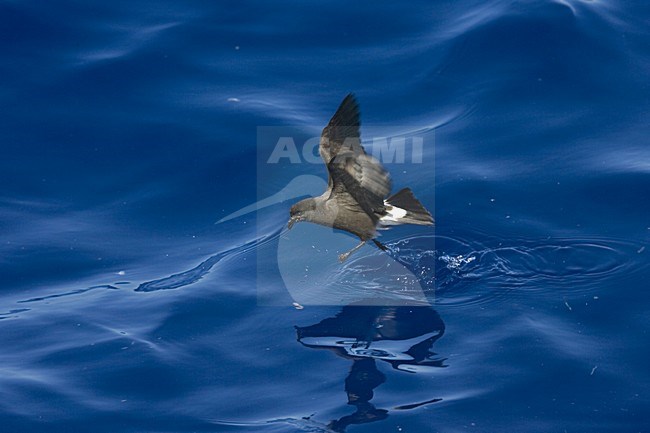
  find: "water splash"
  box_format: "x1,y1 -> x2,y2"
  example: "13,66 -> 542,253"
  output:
383,234 -> 647,308
440,254 -> 477,270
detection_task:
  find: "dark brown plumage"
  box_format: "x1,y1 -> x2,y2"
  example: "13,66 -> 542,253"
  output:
288,94 -> 433,262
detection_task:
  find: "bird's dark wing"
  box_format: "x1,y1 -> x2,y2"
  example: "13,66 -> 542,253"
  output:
319,94 -> 392,223
319,94 -> 365,168
328,151 -> 392,223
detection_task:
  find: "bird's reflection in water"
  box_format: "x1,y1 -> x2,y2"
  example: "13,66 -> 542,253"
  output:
296,300 -> 446,432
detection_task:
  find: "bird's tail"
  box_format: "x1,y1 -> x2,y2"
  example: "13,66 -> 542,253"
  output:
381,188 -> 434,226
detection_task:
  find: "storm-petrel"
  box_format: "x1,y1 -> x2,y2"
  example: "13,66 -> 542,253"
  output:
288,94 -> 433,262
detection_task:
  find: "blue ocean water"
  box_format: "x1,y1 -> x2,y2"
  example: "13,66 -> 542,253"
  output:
1,0 -> 649,431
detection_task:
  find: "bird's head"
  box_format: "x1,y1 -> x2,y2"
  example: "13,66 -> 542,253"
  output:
288,198 -> 317,229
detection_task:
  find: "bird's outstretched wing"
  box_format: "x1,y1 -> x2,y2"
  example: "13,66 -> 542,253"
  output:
320,94 -> 392,221
319,94 -> 365,167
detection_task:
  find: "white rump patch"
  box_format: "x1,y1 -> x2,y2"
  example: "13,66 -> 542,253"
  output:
380,203 -> 407,225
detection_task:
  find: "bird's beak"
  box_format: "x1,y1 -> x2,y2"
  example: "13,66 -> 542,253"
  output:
287,216 -> 298,229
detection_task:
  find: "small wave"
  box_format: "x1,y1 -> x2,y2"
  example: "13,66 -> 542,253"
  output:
135,253 -> 227,292
17,284 -> 119,303
135,229 -> 283,292
211,416 -> 338,433
73,21 -> 183,66
0,308 -> 30,320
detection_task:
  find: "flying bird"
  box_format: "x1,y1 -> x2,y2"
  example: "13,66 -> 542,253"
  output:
288,94 -> 433,262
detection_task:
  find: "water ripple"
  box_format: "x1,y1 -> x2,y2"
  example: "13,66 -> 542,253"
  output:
384,234 -> 646,308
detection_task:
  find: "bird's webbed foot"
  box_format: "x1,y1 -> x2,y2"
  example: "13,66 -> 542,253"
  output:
338,240 -> 366,263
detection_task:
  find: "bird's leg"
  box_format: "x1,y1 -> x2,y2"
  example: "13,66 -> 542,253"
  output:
372,239 -> 388,251
339,240 -> 366,262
